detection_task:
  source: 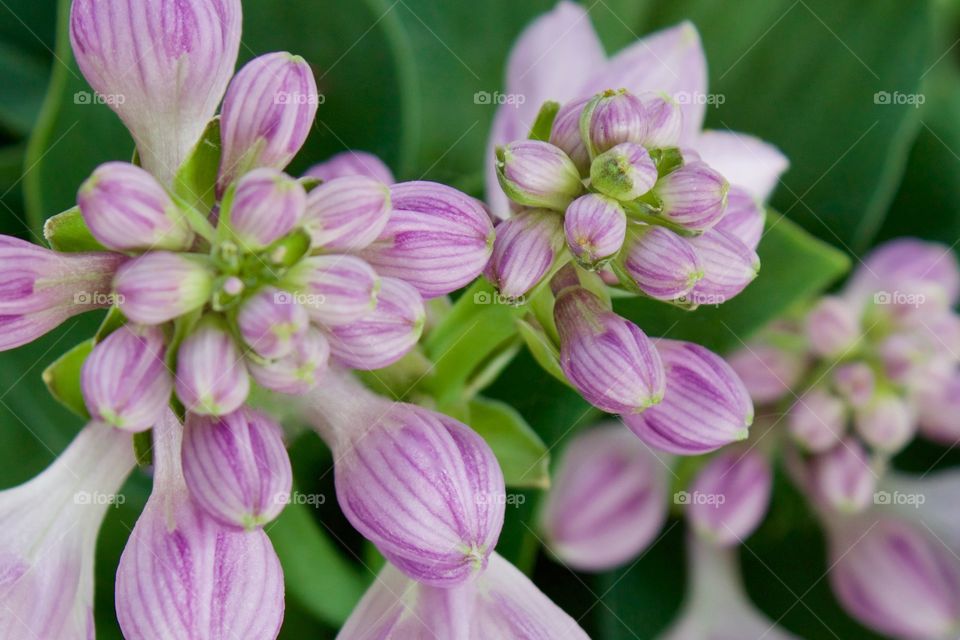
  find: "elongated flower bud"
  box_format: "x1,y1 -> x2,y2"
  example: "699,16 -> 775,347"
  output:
806,296 -> 862,357
304,150 -> 395,184
114,252 -> 213,325
484,209 -> 565,298
78,162 -> 194,251
590,142 -> 658,201
549,97 -> 591,175
303,176 -> 391,251
182,408 -> 292,529
617,225 -> 703,301
686,449 -> 772,545
624,340 -> 752,455
361,181 -> 495,298
854,392 -> 915,453
727,342 -> 805,404
540,425 -> 668,571
81,325 -> 172,432
832,361 -> 875,408
218,52 -> 318,189
811,439 -> 875,513
226,168 -> 306,249
580,89 -> 648,157
564,194 -> 627,268
237,286 -> 309,360
684,228 -> 759,305
654,162 -> 729,231
117,412 -> 284,640
285,255 -> 379,326
175,318 -> 249,416
714,186 -> 765,251
327,277 -> 425,370
70,0 -> 242,185
639,92 -> 682,148
787,388 -> 846,452
554,287 -> 665,414
496,140 -> 583,211
247,328 -> 329,394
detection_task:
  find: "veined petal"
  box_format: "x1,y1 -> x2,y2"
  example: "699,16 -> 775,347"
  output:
694,130 -> 789,201
305,150 -> 396,184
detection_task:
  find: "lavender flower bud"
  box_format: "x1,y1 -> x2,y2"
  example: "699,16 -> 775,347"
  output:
484,209 -> 565,298
623,340 -> 753,455
713,186 -> 765,251
361,181 -> 495,298
787,388 -> 846,452
915,369 -> 960,444
114,252 -> 214,325
78,162 -> 194,251
237,286 -> 309,359
580,89 -> 648,157
654,162 -> 729,231
175,318 -> 249,416
327,277 -> 425,371
248,328 -> 329,395
218,52 -> 318,189
845,238 -> 960,306
684,228 -> 759,305
81,325 -> 172,432
617,225 -> 703,301
285,255 -> 379,327
564,194 -> 627,268
854,392 -> 916,453
304,150 -> 395,184
832,362 -> 875,408
727,342 -> 806,404
303,176 -> 391,252
687,450 -> 772,545
589,142 -> 658,201
554,287 -> 665,414
540,426 -> 668,571
70,0 -> 242,184
549,97 -> 591,175
811,439 -> 876,513
638,92 -> 683,148
226,168 -> 306,250
495,140 -> 583,211
182,408 -> 292,529
806,296 -> 862,357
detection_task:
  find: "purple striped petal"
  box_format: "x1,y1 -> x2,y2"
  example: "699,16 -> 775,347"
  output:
237,286 -> 309,359
70,0 -> 242,185
714,186 -> 765,251
693,130 -> 789,201
654,161 -> 729,231
589,142 -> 658,202
226,168 -> 306,250
787,388 -> 847,453
685,227 -> 759,305
624,339 -> 752,455
617,225 -> 703,301
484,209 -> 565,298
580,90 -> 648,157
810,438 -> 875,514
285,255 -> 379,326
564,194 -> 627,268
496,140 -> 583,211
114,252 -> 214,325
303,176 -> 391,252
247,327 -> 329,395
687,449 -> 772,545
175,318 -> 249,416
854,392 -> 916,453
304,151 -> 395,184
549,97 -> 592,176
638,92 -> 683,148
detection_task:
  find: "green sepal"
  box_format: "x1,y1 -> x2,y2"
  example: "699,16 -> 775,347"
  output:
466,396 -> 551,489
133,430 -> 154,468
172,117 -> 222,217
651,147 -> 684,177
516,316 -> 569,388
95,307 -> 128,342
299,176 -> 323,192
42,206 -> 107,252
41,338 -> 94,418
528,100 -> 560,142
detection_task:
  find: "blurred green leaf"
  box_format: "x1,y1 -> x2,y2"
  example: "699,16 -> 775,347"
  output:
468,395 -> 550,489
41,337 -> 92,418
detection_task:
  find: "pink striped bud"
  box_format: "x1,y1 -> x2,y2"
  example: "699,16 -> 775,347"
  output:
182,408 -> 292,529
304,151 -> 395,184
654,162 -> 729,231
485,209 -> 565,298
564,194 -> 627,268
496,140 -> 583,211
237,286 -> 309,359
114,252 -> 213,325
285,255 -> 379,327
687,449 -> 772,545
540,426 -> 668,571
175,318 -> 249,416
589,142 -> 658,201
78,162 -> 194,251
624,340 -> 753,455
811,439 -> 875,513
854,392 -> 916,453
685,228 -> 759,305
727,342 -> 806,404
806,296 -> 862,357
303,176 -> 391,251
218,52 -> 318,189
81,325 -> 172,432
617,225 -> 703,301
554,287 -> 665,414
638,92 -> 683,148
714,186 -> 765,251
69,0 -> 242,184
580,89 -> 648,156
247,328 -> 329,395
915,369 -> 960,444
549,97 -> 591,175
226,168 -> 306,249
361,181 -> 495,298
832,362 -> 875,408
327,277 -> 425,370
788,388 -> 846,452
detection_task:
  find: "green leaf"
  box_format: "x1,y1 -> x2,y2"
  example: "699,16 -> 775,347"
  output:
615,213 -> 850,353
42,206 -> 107,252
172,117 -> 221,216
468,395 -> 550,489
515,317 -> 568,387
41,337 -> 93,418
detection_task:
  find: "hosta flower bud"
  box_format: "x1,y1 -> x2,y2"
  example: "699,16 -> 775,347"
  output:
114,252 -> 213,325
654,162 -> 729,231
811,439 -> 875,513
638,92 -> 682,148
81,325 -> 172,432
237,286 -> 309,359
684,228 -> 759,305
727,342 -> 805,404
845,238 -> 960,306
303,176 -> 391,252
832,362 -> 875,408
484,209 -> 565,298
806,296 -> 862,357
549,97 -> 591,175
589,142 -> 658,201
714,186 -> 764,251
218,52 -> 318,189
226,168 -> 306,249
787,388 -> 846,452
304,150 -> 395,184
915,369 -> 960,444
580,89 -> 647,157
687,449 -> 772,545
361,181 -> 495,298
554,287 -> 665,414
78,162 -> 194,251
248,328 -> 329,395
285,255 -> 379,326
564,194 -> 627,268
69,0 -> 242,184
495,140 -> 583,211
829,517 -> 960,640
175,318 -> 249,416
624,340 -> 753,455
540,426 -> 668,571
182,408 -> 292,529
327,277 -> 425,370
854,392 -> 916,453
617,225 -> 703,301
